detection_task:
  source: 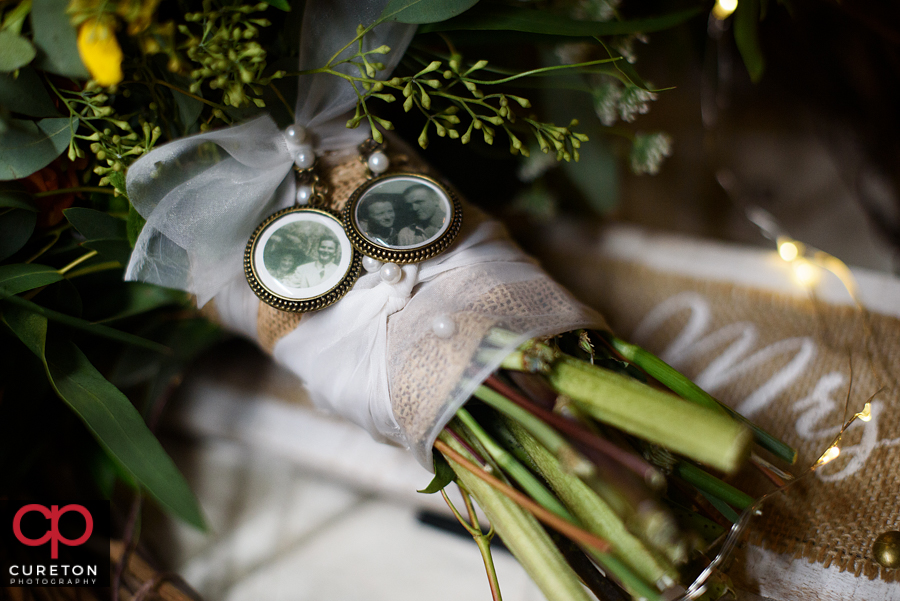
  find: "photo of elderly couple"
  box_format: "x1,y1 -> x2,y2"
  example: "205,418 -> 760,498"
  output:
356,180 -> 448,248
263,222 -> 342,290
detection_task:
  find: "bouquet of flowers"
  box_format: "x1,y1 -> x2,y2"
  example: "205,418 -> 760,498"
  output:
1,0 -> 812,599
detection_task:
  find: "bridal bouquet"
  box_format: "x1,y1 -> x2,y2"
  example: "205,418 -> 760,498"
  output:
0,0 -> 798,599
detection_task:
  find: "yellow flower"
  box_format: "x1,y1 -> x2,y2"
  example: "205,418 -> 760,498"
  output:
77,18 -> 124,87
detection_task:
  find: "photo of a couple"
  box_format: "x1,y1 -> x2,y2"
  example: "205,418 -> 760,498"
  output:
263,222 -> 343,290
355,179 -> 449,249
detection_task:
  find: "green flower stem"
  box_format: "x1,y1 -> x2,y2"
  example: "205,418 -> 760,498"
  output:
32,187 -> 115,198
605,334 -> 797,465
58,250 -> 99,275
440,487 -> 503,601
463,58 -> 619,86
673,461 -> 754,510
436,435 -> 594,601
541,355 -> 752,474
486,375 -> 664,486
455,408 -> 576,523
474,386 -> 594,477
504,420 -> 669,599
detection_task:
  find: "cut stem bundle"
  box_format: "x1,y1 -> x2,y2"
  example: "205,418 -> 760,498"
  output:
428,331 -> 796,601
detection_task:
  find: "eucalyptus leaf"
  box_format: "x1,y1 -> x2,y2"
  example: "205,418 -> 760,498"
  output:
380,0 -> 480,24
64,207 -> 131,264
0,188 -> 37,211
0,68 -> 59,118
734,0 -> 765,83
161,71 -> 204,134
92,282 -> 186,323
64,207 -> 127,241
0,264 -> 63,298
263,0 -> 290,11
418,451 -> 456,493
0,208 -> 37,260
2,304 -> 205,529
0,117 -> 74,181
31,0 -> 89,79
0,294 -> 170,354
421,6 -> 700,36
126,203 -> 145,247
0,31 -> 37,73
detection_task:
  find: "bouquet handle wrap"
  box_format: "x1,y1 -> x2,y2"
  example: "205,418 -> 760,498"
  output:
125,0 -> 606,469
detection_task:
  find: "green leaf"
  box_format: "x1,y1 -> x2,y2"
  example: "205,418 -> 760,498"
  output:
0,117 -> 73,181
2,304 -> 205,529
64,207 -> 131,264
0,31 -> 37,72
418,450 -> 456,493
0,293 -> 171,353
734,0 -> 765,83
0,208 -> 37,260
0,264 -> 63,297
0,67 -> 59,118
380,0 -> 480,24
2,302 -> 47,357
30,0 -> 89,79
64,207 -> 126,240
106,171 -> 128,198
92,282 -> 186,322
263,0 -> 290,11
421,6 -> 700,36
126,203 -> 145,247
0,188 -> 37,211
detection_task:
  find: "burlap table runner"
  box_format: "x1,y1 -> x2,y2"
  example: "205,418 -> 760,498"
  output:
536,226 -> 899,597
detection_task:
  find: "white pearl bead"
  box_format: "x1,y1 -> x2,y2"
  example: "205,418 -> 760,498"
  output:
284,124 -> 307,147
379,262 -> 402,284
367,151 -> 389,174
362,256 -> 383,273
431,315 -> 457,339
293,144 -> 315,169
295,184 -> 313,205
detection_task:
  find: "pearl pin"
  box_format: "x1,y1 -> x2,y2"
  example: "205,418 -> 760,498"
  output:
295,184 -> 313,205
362,256 -> 383,273
294,144 -> 315,169
367,151 -> 390,175
284,124 -> 307,148
431,315 -> 456,338
379,262 -> 402,284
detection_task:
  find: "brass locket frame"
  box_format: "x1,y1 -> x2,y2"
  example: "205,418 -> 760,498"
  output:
342,173 -> 463,264
244,206 -> 362,313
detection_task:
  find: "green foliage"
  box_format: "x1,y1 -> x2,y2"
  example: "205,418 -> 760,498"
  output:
0,264 -> 63,297
64,207 -> 131,264
0,68 -> 59,118
379,0 -> 480,25
421,5 -> 700,37
734,0 -> 765,82
2,305 -> 205,529
0,30 -> 37,72
417,451 -> 456,493
178,3 -> 284,108
30,0 -> 90,78
0,117 -> 73,180
0,208 -> 36,260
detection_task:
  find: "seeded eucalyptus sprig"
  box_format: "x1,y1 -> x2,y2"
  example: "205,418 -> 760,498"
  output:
179,2 -> 285,108
302,26 -> 618,161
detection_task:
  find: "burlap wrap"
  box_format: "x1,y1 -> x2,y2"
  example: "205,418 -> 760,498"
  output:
571,258 -> 899,585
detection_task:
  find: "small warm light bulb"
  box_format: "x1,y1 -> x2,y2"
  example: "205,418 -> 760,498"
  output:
793,260 -> 819,287
713,0 -> 738,19
778,240 -> 800,262
816,445 -> 841,467
857,402 -> 872,422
